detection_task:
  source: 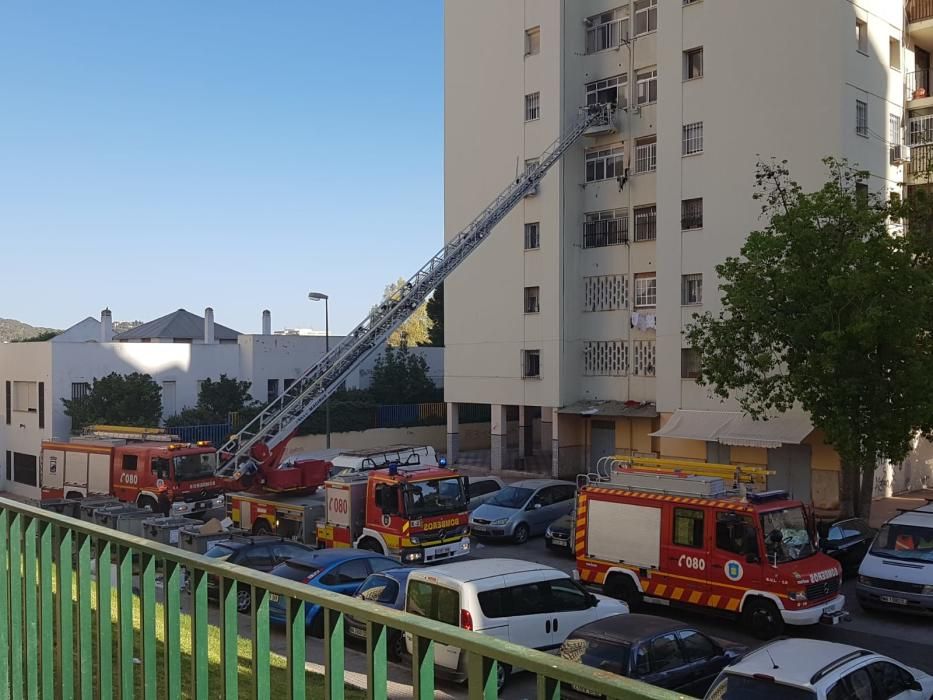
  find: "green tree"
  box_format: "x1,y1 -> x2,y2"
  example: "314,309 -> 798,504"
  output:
369,343 -> 438,404
687,158 -> 933,518
165,374 -> 258,426
63,372 -> 163,432
425,283 -> 444,346
379,278 -> 432,347
12,330 -> 59,342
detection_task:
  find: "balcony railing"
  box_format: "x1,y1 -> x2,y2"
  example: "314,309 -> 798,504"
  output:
583,218 -> 628,248
908,114 -> 933,146
0,495 -> 681,699
909,144 -> 933,179
907,70 -> 930,100
908,0 -> 933,23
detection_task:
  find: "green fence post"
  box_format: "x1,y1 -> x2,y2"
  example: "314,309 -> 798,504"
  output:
9,513 -> 23,700
77,533 -> 92,700
220,577 -> 238,700
117,545 -> 135,699
411,634 -> 434,700
23,517 -> 38,700
250,586 -> 270,700
285,598 -> 306,700
324,608 -> 345,700
536,675 -> 561,700
38,522 -> 53,700
56,526 -> 73,700
365,621 -> 387,700
140,552 -> 157,700
467,653 -> 498,700
163,560 -> 182,700
0,510 -> 8,700
97,539 -> 113,700
191,568 -> 209,700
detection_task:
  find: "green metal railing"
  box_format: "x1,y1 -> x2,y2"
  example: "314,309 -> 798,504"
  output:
0,495 -> 686,699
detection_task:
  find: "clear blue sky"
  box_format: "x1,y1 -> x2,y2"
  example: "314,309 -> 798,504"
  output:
0,2 -> 443,335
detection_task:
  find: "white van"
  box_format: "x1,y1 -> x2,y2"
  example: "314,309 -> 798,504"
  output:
323,445 -> 438,476
404,558 -> 628,691
856,502 -> 933,614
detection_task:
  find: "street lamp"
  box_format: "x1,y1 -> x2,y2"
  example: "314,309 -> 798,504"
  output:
308,291 -> 331,449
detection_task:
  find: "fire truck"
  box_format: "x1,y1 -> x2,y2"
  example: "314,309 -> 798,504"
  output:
575,457 -> 847,639
40,426 -> 224,516
316,464 -> 471,564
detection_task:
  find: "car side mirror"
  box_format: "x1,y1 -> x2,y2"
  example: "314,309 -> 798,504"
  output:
463,476 -> 470,500
588,594 -> 598,608
909,680 -> 923,692
533,503 -> 542,510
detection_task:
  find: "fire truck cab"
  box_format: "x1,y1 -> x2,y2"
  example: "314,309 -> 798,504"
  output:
576,463 -> 846,639
317,464 -> 471,565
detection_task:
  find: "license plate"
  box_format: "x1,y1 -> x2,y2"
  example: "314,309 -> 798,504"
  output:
347,626 -> 366,639
881,595 -> 908,606
471,525 -> 486,533
195,503 -> 206,510
552,539 -> 568,547
571,684 -> 600,697
270,594 -> 280,603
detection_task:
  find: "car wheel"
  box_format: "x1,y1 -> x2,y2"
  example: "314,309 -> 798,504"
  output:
252,519 -> 273,536
496,662 -> 511,692
236,588 -> 251,613
513,523 -> 530,545
604,574 -> 641,612
743,598 -> 784,640
358,538 -> 384,554
309,611 -> 325,638
389,632 -> 406,662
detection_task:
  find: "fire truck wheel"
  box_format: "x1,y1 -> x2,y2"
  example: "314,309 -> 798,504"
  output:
236,589 -> 251,613
358,538 -> 384,554
512,523 -> 530,545
742,598 -> 784,640
252,520 -> 273,536
496,662 -> 511,692
604,574 -> 642,611
388,632 -> 406,662
138,496 -> 159,514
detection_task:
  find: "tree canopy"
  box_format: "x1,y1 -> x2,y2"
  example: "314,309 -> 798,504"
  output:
369,343 -> 438,405
425,283 -> 444,347
63,372 -> 163,432
165,374 -> 258,427
687,158 -> 933,518
379,278 -> 433,347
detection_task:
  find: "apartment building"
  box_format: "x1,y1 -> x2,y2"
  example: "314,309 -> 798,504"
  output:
444,0 -> 909,511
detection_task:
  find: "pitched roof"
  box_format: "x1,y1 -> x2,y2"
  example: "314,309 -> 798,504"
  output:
112,309 -> 240,341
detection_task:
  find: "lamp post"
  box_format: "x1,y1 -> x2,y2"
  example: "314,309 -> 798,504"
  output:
308,291 -> 331,448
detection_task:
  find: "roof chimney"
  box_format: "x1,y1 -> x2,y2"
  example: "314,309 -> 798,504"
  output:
100,308 -> 113,342
204,307 -> 215,344
262,309 -> 272,336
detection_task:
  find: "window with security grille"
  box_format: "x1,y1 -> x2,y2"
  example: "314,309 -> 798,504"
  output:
632,340 -> 656,376
635,137 -> 657,173
634,0 -> 657,36
525,92 -> 540,121
584,275 -> 628,311
633,205 -> 656,242
524,286 -> 540,314
584,209 -> 628,247
585,145 -> 625,182
585,8 -> 629,54
583,341 -> 628,376
682,273 -> 703,305
856,100 -> 868,137
71,382 -> 91,400
585,74 -> 627,109
683,47 -> 703,80
682,122 -> 703,155
681,198 -> 703,230
636,68 -> 658,105
524,222 -> 540,250
634,273 -> 656,307
523,350 -> 541,378
681,348 -> 701,379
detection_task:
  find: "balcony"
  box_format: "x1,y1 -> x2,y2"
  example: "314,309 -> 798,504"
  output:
908,1 -> 933,51
908,0 -> 933,23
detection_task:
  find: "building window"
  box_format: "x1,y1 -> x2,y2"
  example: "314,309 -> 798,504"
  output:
673,508 -> 705,548
890,37 -> 900,70
682,122 -> 704,155
634,273 -> 657,308
267,378 -> 279,403
634,0 -> 657,36
856,100 -> 868,137
12,381 -> 38,413
283,378 -> 295,393
683,47 -> 703,80
636,68 -> 658,106
585,74 -> 627,109
12,452 -> 37,487
583,341 -> 628,376
524,222 -> 541,250
889,114 -> 901,145
683,0 -> 701,5
633,205 -> 657,242
525,26 -> 540,56
632,340 -> 656,376
634,136 -> 657,174
856,19 -> 868,55
584,209 -> 628,248
525,92 -> 540,121
585,144 -> 625,182
585,8 -> 628,54
122,454 -> 138,471
682,198 -> 703,229
525,158 -> 539,174
522,350 -> 541,378
855,181 -> 869,204
71,382 -> 91,400
682,273 -> 703,305
584,274 -> 628,312
524,286 -> 540,314
681,348 -> 701,379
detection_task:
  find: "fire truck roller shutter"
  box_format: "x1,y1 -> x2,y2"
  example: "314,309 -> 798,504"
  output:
42,449 -> 65,493
587,500 -> 661,568
88,453 -> 111,495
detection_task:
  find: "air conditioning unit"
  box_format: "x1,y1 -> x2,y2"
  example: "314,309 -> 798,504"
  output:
891,144 -> 912,164
524,183 -> 539,198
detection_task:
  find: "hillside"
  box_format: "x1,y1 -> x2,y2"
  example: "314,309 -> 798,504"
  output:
0,318 -> 60,342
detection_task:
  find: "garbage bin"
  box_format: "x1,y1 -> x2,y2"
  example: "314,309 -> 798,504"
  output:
79,497 -> 120,523
178,526 -> 246,555
142,516 -> 195,546
113,509 -> 157,538
39,498 -> 82,520
95,504 -> 144,529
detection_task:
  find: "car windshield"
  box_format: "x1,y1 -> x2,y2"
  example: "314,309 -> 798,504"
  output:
760,507 -> 814,564
204,544 -> 235,560
869,523 -> 933,563
273,560 -> 321,583
486,486 -> 533,509
173,453 -> 217,481
403,477 -> 467,518
707,672 -> 816,700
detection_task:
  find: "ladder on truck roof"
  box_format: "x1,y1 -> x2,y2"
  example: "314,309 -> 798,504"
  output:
215,104 -> 614,476
584,455 -> 774,488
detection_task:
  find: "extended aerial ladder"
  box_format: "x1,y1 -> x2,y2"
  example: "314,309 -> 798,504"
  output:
215,104 -> 613,480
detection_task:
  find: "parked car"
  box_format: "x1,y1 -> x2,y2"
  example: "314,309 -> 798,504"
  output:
466,476 -> 506,512
267,550 -> 398,635
345,568 -> 413,661
203,535 -> 317,612
857,503 -> 933,615
404,558 -> 628,692
545,513 -> 575,555
470,479 -> 576,544
704,638 -> 932,699
559,614 -> 746,699
818,518 -> 874,575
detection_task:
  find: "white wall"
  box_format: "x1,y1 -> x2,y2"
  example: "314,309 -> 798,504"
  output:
238,334 -> 341,403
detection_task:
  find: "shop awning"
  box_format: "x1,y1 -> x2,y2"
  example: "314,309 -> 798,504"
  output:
558,400 -> 658,419
649,409 -> 813,449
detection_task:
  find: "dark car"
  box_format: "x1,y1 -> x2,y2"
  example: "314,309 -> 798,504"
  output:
559,614 -> 746,699
203,535 -> 316,612
818,517 -> 875,575
545,513 -> 575,555
345,568 -> 413,661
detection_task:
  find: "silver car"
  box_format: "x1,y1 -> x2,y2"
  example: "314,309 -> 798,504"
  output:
467,476 -> 506,512
469,479 -> 576,544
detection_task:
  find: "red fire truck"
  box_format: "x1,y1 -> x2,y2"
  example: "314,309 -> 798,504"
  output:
41,427 -> 225,516
316,464 -> 471,564
575,460 -> 846,639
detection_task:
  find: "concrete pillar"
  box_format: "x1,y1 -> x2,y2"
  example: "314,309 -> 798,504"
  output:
540,406 -> 553,453
550,408 -> 560,478
446,402 -> 460,463
518,406 -> 528,458
490,404 -> 508,472
204,307 -> 215,344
